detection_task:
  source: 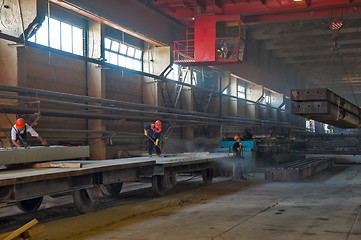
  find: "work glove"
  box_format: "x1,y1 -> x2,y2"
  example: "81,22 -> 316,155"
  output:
42,138 -> 49,146
144,129 -> 148,136
155,139 -> 159,146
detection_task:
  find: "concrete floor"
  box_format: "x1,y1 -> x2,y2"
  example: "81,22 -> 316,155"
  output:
86,165 -> 361,240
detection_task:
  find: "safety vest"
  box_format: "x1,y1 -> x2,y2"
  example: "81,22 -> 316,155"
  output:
151,124 -> 161,133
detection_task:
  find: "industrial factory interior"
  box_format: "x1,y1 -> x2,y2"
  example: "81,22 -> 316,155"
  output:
1,0 -> 361,239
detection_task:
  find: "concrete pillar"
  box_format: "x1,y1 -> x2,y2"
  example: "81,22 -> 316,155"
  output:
221,71 -> 230,117
238,100 -> 246,117
181,68 -> 194,139
246,84 -> 263,119
270,93 -> 284,121
209,76 -> 220,116
229,75 -> 237,116
87,20 -> 106,160
142,45 -> 170,107
0,39 -> 22,146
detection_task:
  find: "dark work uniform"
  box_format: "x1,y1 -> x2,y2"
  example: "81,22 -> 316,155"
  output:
232,141 -> 246,179
232,142 -> 242,158
144,124 -> 161,156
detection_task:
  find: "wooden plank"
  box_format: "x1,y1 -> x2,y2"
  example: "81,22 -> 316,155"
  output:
3,219 -> 38,240
0,146 -> 90,165
21,225 -> 45,239
30,163 -> 82,168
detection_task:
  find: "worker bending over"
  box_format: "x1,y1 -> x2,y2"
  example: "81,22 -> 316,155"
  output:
10,118 -> 47,147
233,135 -> 246,179
144,120 -> 162,156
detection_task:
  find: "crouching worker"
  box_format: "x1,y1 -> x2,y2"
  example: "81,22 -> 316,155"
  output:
233,135 -> 246,180
144,120 -> 162,156
10,118 -> 47,147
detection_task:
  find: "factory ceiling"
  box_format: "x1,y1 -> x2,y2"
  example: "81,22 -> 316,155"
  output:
148,0 -> 361,104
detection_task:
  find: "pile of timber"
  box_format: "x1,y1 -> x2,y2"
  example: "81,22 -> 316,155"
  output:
291,88 -> 360,128
265,157 -> 335,181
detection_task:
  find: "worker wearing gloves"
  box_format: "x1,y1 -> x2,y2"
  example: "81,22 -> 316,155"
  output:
232,135 -> 246,180
10,118 -> 47,147
144,120 -> 162,156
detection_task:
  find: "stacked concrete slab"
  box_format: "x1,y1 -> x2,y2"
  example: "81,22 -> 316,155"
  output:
265,157 -> 335,181
291,88 -> 360,128
0,146 -> 90,165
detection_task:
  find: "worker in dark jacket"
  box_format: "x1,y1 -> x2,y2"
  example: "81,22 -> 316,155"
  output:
232,135 -> 246,179
144,120 -> 162,156
233,135 -> 243,158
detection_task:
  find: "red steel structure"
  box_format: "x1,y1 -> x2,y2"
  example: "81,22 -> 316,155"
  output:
174,15 -> 244,65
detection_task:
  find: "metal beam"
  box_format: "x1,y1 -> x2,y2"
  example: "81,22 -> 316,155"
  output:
274,48 -> 361,58
242,5 -> 361,24
283,55 -> 361,64
264,38 -> 361,50
252,27 -> 361,40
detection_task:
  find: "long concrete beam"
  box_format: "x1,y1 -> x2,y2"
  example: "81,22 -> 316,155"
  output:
0,146 -> 90,165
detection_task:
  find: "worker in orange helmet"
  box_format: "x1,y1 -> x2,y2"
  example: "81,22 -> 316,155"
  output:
144,120 -> 162,156
232,136 -> 243,158
10,118 -> 47,147
232,135 -> 246,179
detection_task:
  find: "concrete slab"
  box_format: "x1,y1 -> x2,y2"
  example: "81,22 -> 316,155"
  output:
0,146 -> 89,165
307,154 -> 361,164
0,157 -> 155,186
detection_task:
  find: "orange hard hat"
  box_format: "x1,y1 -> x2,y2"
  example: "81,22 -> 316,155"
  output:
16,118 -> 26,129
234,136 -> 240,141
155,120 -> 162,127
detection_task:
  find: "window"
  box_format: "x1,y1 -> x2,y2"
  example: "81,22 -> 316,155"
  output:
192,71 -> 198,85
265,95 -> 271,104
222,86 -> 230,95
264,92 -> 271,104
324,124 -> 331,133
168,64 -> 180,81
306,119 -> 315,132
104,37 -> 142,71
28,16 -> 84,56
237,84 -> 245,99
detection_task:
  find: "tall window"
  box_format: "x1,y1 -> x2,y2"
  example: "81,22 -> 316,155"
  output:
264,91 -> 271,104
168,64 -> 180,80
306,119 -> 315,132
222,86 -> 230,95
28,16 -> 84,56
237,83 -> 245,99
104,38 -> 142,71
